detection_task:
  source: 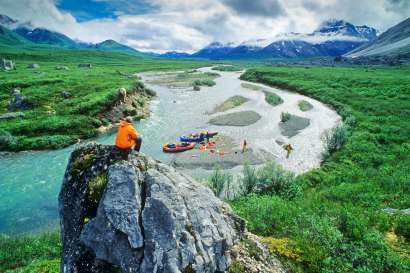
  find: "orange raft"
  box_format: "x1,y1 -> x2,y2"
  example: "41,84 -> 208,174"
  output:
163,142 -> 196,153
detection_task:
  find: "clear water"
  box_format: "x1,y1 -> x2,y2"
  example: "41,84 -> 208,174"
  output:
0,68 -> 340,234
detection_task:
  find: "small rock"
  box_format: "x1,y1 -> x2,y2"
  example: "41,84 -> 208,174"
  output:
61,91 -> 72,99
56,66 -> 69,70
27,63 -> 40,69
0,112 -> 25,120
78,63 -> 92,68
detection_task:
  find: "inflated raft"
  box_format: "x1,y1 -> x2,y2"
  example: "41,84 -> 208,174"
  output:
180,132 -> 218,143
163,142 -> 196,153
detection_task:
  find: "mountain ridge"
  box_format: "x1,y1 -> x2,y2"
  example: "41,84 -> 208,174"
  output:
159,19 -> 378,59
346,17 -> 410,58
0,14 -> 147,57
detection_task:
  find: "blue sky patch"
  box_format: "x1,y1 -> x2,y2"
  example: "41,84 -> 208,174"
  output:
56,0 -> 156,22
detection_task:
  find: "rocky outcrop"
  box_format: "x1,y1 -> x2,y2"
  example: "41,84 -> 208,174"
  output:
103,84 -> 152,124
59,144 -> 247,273
8,88 -> 30,110
1,58 -> 14,70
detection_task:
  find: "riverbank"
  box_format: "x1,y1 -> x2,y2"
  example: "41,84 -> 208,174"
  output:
232,65 -> 410,272
0,50 -> 205,152
139,67 -> 341,175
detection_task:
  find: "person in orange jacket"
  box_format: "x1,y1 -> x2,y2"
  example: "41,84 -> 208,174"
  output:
115,116 -> 142,160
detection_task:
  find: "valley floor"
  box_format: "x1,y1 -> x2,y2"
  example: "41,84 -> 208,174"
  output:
1,58 -> 410,273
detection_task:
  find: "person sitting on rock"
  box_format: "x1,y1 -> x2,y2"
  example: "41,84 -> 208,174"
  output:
115,116 -> 142,160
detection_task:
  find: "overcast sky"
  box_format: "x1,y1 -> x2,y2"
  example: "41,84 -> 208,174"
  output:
0,0 -> 409,53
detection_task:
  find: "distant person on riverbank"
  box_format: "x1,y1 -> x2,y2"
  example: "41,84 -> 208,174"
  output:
115,116 -> 142,160
242,139 -> 247,153
118,88 -> 127,104
284,143 -> 293,158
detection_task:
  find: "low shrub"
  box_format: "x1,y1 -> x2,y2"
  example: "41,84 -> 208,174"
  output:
193,79 -> 216,88
395,214 -> 410,241
212,65 -> 243,72
280,112 -> 291,123
87,172 -> 108,217
264,91 -> 283,106
323,124 -> 348,154
298,100 -> 313,111
208,168 -> 231,198
208,162 -> 300,200
256,162 -> 300,199
0,129 -> 17,150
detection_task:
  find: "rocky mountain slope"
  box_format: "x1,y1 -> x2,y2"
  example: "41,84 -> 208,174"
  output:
346,17 -> 410,57
15,26 -> 79,48
59,144 -> 285,273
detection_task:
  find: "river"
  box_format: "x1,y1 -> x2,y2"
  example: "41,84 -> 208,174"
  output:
0,67 -> 340,235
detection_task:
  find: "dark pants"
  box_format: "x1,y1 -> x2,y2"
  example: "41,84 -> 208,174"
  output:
117,136 -> 142,160
135,136 -> 142,152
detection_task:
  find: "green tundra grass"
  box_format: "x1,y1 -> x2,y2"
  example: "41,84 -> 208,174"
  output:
230,65 -> 410,273
0,47 -> 205,151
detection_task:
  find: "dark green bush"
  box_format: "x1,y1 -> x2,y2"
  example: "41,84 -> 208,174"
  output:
280,112 -> 291,122
264,91 -> 283,106
395,214 -> 410,241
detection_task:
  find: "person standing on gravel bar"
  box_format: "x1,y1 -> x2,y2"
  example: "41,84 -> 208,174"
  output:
242,139 -> 247,153
284,143 -> 293,158
115,116 -> 142,160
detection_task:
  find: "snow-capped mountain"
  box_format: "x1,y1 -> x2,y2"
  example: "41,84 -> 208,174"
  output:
187,19 -> 378,59
190,42 -> 239,59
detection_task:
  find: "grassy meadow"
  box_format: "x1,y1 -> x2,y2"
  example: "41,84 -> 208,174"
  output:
0,47 -> 205,151
228,65 -> 410,272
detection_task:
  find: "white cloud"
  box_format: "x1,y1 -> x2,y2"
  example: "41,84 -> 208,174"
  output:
0,0 -> 409,53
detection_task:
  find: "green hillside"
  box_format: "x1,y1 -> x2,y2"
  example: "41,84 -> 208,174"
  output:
94,39 -> 147,57
0,25 -> 32,46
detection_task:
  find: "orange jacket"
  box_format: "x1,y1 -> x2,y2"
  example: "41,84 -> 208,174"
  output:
115,121 -> 139,149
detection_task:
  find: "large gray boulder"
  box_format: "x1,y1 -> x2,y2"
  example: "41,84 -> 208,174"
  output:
59,144 -> 246,273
